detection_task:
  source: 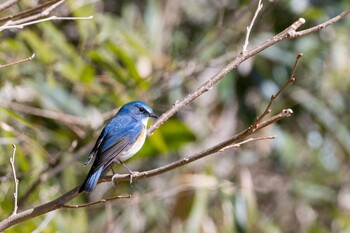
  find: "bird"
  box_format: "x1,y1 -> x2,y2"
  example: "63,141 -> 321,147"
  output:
79,101 -> 158,193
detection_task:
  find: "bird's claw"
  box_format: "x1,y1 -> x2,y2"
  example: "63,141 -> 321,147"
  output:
111,173 -> 119,188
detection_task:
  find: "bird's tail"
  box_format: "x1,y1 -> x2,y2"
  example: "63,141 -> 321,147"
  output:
79,166 -> 103,193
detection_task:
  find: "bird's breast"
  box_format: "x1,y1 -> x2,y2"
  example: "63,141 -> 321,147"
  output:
118,127 -> 147,162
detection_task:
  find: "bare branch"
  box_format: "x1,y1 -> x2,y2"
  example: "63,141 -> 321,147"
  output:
0,0 -> 62,23
255,52 -> 303,123
0,54 -> 35,69
0,15 -> 93,31
6,0 -> 65,26
241,0 -> 263,53
9,144 -> 19,215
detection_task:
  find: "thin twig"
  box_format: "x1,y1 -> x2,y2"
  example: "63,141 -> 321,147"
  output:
0,0 -> 62,23
292,8 -> 350,37
0,54 -> 35,69
241,0 -> 263,53
5,0 -> 65,26
0,15 -> 93,31
62,195 -> 131,209
254,52 -> 303,123
9,144 -> 19,215
219,135 -> 276,152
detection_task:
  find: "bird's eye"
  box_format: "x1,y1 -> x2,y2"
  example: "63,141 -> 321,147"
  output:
139,107 -> 145,113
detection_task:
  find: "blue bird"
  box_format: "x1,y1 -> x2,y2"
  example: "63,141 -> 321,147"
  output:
79,101 -> 158,193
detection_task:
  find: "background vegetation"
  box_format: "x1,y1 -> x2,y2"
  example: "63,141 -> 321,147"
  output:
1,0 -> 350,232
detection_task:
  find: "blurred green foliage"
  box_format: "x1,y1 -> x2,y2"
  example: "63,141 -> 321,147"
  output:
1,0 -> 350,232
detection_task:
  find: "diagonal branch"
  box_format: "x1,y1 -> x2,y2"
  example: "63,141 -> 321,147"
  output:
148,8 -> 350,137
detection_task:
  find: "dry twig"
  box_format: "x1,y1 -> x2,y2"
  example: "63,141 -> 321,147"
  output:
0,15 -> 93,31
255,52 -> 303,123
241,0 -> 263,53
0,54 -> 35,69
9,144 -> 19,215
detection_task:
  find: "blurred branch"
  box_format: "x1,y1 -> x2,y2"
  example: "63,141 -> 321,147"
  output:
0,0 -> 93,32
0,0 -> 18,12
1,7 -> 350,232
0,101 -> 88,137
1,102 -> 88,127
9,144 -> 18,215
0,15 -> 93,31
0,0 -> 62,23
0,53 -> 35,69
6,0 -> 66,25
241,0 -> 263,53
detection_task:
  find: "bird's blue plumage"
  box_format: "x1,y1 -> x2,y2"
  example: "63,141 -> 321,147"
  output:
79,101 -> 157,193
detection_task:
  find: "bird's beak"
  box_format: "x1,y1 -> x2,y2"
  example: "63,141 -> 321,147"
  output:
149,113 -> 158,119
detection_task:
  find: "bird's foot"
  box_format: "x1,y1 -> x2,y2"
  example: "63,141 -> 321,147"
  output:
128,171 -> 140,193
111,173 -> 120,188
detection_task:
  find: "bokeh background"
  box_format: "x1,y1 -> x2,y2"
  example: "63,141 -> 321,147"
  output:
1,0 -> 350,232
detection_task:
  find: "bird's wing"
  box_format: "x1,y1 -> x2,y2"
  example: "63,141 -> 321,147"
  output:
84,128 -> 106,166
88,122 -> 142,173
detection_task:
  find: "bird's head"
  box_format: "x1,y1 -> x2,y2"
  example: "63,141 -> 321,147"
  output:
119,101 -> 158,125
